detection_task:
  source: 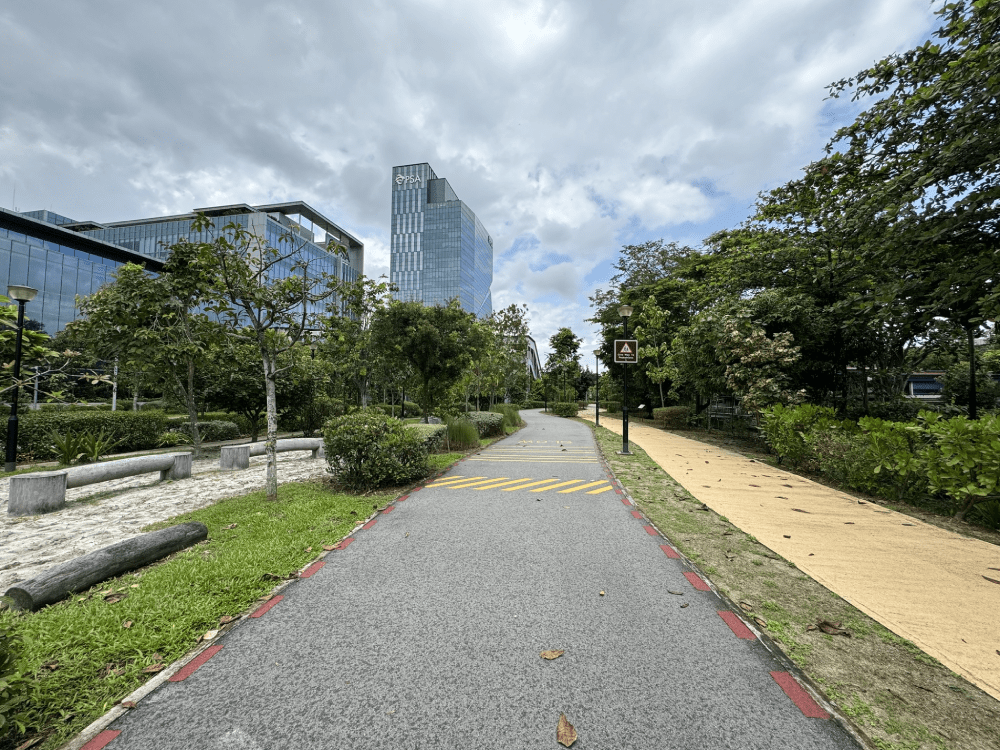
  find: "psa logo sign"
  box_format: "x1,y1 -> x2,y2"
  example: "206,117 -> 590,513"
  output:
395,174 -> 423,185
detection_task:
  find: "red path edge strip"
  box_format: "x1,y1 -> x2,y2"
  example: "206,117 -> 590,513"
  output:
300,561 -> 325,579
660,544 -> 680,559
382,506 -> 395,514
81,729 -> 121,750
643,525 -> 659,537
169,644 -> 224,683
683,571 -> 711,591
250,595 -> 284,619
770,671 -> 831,719
630,510 -> 644,519
620,497 -> 631,506
335,538 -> 355,551
397,494 -> 409,501
362,519 -> 378,530
718,610 -> 756,640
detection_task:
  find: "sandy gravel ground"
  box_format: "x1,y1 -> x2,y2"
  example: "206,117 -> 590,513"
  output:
581,411 -> 1000,702
1,451 -> 329,593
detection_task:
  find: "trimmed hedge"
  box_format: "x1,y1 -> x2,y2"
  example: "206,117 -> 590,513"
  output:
171,420 -> 241,443
406,423 -> 448,452
550,402 -> 579,417
467,411 -> 504,437
653,406 -> 692,428
4,410 -> 168,461
324,409 -> 428,490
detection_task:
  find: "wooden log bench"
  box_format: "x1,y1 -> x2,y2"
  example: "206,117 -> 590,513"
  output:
6,452 -> 193,517
3,521 -> 208,611
219,438 -> 322,471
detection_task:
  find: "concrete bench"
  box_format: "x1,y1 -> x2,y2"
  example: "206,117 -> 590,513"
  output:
220,438 -> 322,471
7,452 -> 193,517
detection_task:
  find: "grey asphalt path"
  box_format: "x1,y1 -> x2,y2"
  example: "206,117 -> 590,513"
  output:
97,409 -> 862,749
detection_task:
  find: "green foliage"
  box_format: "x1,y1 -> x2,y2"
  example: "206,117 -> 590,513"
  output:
490,404 -> 521,431
7,411 -> 168,461
48,430 -> 86,466
652,406 -> 692,428
603,401 -> 621,413
760,403 -> 836,468
804,423 -> 886,497
970,500 -> 1000,530
323,409 -> 428,490
445,417 -> 480,450
0,618 -> 29,740
550,402 -> 579,418
157,431 -> 192,448
405,423 -> 447,452
79,429 -> 121,463
466,411 -> 505,436
172,420 -> 241,443
939,361 -> 1000,409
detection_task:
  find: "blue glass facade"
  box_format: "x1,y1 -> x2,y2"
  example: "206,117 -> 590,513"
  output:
0,207 -> 161,336
390,163 -> 493,317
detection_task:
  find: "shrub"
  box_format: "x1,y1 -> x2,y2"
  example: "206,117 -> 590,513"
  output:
759,403 -> 835,468
324,409 -> 428,490
406,423 -> 448,452
652,406 -> 692,428
603,401 -> 621,413
844,398 -> 924,423
172,420 -> 241,443
4,410 -> 168,461
804,423 -> 885,497
550,402 -> 579,417
0,618 -> 30,741
158,431 -> 192,448
230,413 -> 266,440
970,499 -> 1000,530
445,417 -> 480,449
491,404 -> 521,432
466,411 -> 505,437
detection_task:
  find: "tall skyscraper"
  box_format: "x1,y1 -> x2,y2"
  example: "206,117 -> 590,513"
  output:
390,163 -> 493,317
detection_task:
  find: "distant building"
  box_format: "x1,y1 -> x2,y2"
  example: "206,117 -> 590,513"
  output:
526,335 -> 541,379
3,202 -> 363,335
390,163 -> 493,316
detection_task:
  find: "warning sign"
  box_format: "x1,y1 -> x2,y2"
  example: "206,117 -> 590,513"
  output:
614,339 -> 638,364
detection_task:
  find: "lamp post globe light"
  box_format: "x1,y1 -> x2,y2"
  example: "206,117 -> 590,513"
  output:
593,349 -> 601,428
618,304 -> 633,455
5,285 -> 38,472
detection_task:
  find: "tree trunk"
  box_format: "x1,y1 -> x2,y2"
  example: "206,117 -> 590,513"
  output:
5,522 -> 208,612
422,375 -> 431,424
967,327 -> 978,420
262,350 -> 279,501
861,361 -> 869,415
179,363 -> 202,459
132,372 -> 140,412
658,382 -> 665,408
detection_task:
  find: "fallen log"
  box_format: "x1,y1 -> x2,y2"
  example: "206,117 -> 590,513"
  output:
3,522 -> 208,612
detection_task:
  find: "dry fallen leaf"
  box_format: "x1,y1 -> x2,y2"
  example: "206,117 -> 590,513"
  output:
222,523 -> 237,530
322,544 -> 337,551
556,713 -> 578,747
817,620 -> 851,637
130,584 -> 140,589
220,615 -> 238,624
41,660 -> 60,671
680,603 -> 689,608
753,617 -> 767,629
791,509 -> 810,514
141,663 -> 166,674
782,535 -> 791,539
152,653 -> 163,662
739,601 -> 753,612
983,576 -> 1000,586
120,701 -> 137,709
105,595 -> 125,604
667,590 -> 684,596
305,546 -> 312,552
122,620 -> 133,629
599,591 -> 605,596
201,629 -> 219,641
540,650 -> 565,660
15,735 -> 44,750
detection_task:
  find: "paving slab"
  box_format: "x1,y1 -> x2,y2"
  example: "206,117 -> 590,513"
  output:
583,411 -> 1000,702
91,410 -> 861,749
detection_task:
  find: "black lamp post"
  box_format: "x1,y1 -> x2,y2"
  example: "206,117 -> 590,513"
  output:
619,304 -> 633,455
5,285 -> 37,472
593,349 -> 601,428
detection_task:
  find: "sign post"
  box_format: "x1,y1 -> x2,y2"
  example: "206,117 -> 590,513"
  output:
614,334 -> 637,455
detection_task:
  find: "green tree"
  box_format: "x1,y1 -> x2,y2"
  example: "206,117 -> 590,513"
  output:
194,215 -> 344,501
632,296 -> 672,407
371,300 -> 480,422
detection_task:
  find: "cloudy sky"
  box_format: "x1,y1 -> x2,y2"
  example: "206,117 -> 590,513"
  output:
1,0 -> 939,360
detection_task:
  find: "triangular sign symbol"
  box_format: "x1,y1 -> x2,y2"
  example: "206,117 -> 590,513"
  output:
620,343 -> 632,354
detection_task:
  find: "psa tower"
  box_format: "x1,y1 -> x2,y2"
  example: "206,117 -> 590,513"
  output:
390,163 -> 493,317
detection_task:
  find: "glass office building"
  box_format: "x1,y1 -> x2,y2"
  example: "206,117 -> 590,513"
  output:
390,163 -> 493,317
2,202 -> 364,335
0,207 -> 163,336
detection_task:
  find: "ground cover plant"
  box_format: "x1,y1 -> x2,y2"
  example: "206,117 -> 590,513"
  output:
0,482 -> 394,750
587,420 -> 1000,750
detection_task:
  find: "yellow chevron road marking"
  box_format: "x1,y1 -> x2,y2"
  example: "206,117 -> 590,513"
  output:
468,458 -> 597,463
586,485 -> 614,494
473,478 -> 538,490
557,480 -> 610,493
533,480 -> 588,492
501,478 -> 572,491
426,476 -> 481,486
447,477 -> 509,489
